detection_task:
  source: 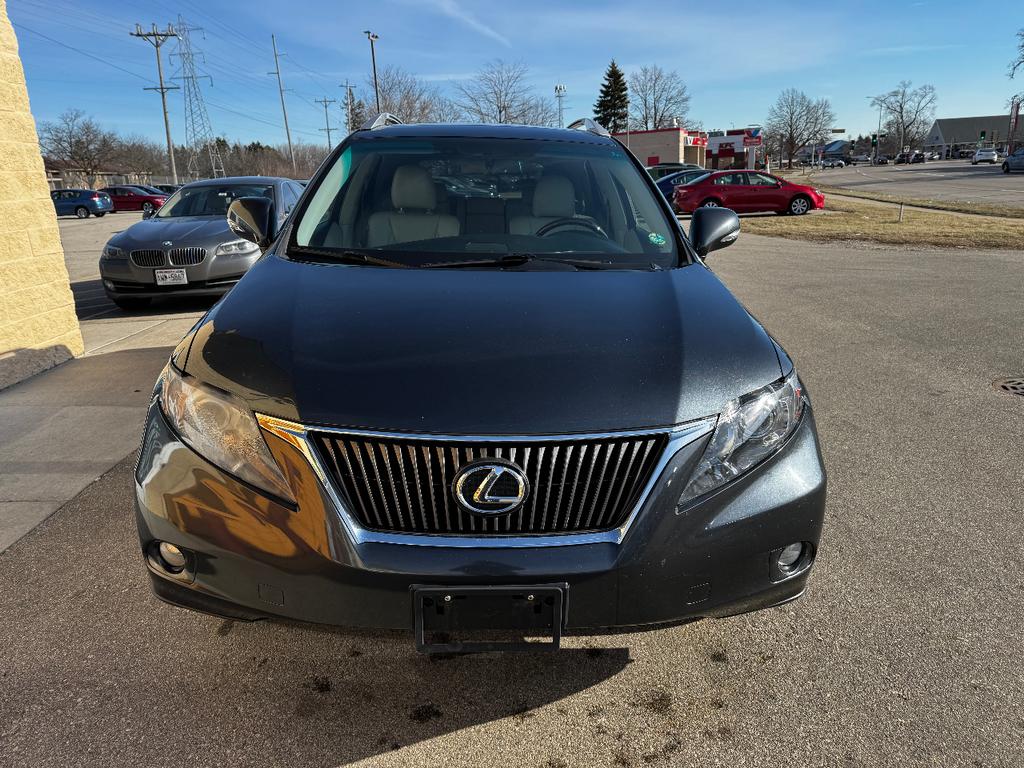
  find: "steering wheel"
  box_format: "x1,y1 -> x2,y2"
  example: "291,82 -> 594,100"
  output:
535,217 -> 610,239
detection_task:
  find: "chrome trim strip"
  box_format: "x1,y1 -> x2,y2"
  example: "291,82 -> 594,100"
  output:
256,415 -> 717,549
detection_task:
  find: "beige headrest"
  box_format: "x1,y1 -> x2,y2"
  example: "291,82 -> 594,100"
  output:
391,165 -> 436,211
532,175 -> 575,218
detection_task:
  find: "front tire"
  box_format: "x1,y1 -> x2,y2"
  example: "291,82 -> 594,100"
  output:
699,198 -> 721,209
94,212 -> 106,217
1004,163 -> 1011,174
789,195 -> 811,215
142,202 -> 154,215
75,206 -> 89,219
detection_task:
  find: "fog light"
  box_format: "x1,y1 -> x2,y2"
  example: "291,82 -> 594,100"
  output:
777,542 -> 805,570
157,542 -> 187,571
103,279 -> 115,290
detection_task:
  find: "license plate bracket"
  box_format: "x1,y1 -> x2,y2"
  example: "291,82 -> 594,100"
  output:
155,268 -> 187,286
412,584 -> 567,654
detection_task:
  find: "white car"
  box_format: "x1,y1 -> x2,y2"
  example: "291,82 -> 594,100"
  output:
972,148 -> 999,165
821,158 -> 845,168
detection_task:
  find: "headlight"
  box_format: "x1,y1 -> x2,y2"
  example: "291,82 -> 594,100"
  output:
678,370 -> 805,506
158,364 -> 295,503
215,239 -> 259,256
102,244 -> 125,260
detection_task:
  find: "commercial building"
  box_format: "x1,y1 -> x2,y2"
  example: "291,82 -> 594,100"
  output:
923,114 -> 1023,157
611,127 -> 707,168
0,5 -> 83,389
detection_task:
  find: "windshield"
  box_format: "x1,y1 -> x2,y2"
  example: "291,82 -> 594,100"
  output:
155,183 -> 274,218
292,136 -> 680,269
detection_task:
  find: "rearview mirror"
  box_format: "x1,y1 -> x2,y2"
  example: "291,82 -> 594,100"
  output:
227,196 -> 275,250
689,206 -> 740,257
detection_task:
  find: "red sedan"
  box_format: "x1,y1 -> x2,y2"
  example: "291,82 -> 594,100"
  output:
673,170 -> 824,216
98,185 -> 167,215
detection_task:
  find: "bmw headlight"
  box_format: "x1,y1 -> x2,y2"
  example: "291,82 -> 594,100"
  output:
215,239 -> 259,256
678,371 -> 805,506
102,244 -> 125,260
158,364 -> 295,503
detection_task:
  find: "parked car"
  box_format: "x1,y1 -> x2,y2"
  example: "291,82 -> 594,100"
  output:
98,175 -> 304,309
50,188 -> 113,218
873,156 -> 889,165
133,121 -> 826,652
98,185 -> 167,214
909,152 -> 926,164
154,184 -> 181,195
820,157 -> 845,168
655,169 -> 710,202
674,170 -> 824,215
647,162 -> 703,180
972,148 -> 999,165
1002,147 -> 1024,173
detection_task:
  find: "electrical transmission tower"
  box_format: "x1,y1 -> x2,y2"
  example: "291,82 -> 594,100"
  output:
174,17 -> 225,179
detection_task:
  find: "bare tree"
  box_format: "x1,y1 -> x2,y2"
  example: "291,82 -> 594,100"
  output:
871,81 -> 937,152
764,88 -> 836,168
368,66 -> 454,123
1010,29 -> 1024,99
628,65 -> 691,130
38,109 -> 119,185
110,134 -> 168,176
456,60 -> 556,125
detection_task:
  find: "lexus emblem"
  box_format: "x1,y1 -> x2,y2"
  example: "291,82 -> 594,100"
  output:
453,460 -> 529,515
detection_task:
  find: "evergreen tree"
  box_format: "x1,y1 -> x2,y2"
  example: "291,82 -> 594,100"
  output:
594,60 -> 629,133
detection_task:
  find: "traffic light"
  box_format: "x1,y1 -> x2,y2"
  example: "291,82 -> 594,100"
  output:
980,130 -> 986,141
871,134 -> 878,147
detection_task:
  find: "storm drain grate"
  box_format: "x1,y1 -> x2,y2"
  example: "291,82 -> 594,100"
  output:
993,378 -> 1024,397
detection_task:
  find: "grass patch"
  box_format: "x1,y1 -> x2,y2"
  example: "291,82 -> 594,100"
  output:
739,197 -> 1024,250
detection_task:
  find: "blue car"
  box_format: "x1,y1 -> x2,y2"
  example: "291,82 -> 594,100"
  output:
50,188 -> 114,218
655,169 -> 710,205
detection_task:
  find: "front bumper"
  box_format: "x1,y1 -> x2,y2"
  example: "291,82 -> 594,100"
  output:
134,403 -> 826,632
100,249 -> 260,298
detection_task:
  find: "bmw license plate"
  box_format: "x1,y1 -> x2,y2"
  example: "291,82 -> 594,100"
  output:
155,268 -> 187,286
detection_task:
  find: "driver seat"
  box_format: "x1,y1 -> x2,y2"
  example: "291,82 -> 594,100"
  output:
367,165 -> 460,247
509,175 -> 575,235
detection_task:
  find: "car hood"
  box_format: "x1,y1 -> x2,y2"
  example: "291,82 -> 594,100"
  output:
109,216 -> 233,249
181,252 -> 784,434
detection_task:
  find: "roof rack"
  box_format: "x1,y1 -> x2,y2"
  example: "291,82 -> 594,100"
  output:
360,113 -> 404,131
566,118 -> 611,138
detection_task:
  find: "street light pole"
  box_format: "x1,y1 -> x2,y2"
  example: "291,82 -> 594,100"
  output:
363,30 -> 380,114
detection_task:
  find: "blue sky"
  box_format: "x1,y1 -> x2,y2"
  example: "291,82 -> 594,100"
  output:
9,0 -> 1023,147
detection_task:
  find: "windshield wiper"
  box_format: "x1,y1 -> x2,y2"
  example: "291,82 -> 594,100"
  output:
288,246 -> 407,268
421,253 -> 608,270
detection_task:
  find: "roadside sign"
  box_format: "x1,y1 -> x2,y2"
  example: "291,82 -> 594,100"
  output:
743,135 -> 762,147
831,128 -> 845,133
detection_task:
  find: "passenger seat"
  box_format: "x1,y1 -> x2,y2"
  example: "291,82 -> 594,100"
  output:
509,175 -> 575,235
367,166 -> 460,246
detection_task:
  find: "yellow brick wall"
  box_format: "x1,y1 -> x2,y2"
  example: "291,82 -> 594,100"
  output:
0,0 -> 84,390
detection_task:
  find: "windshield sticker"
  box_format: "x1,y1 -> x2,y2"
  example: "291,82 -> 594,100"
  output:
648,232 -> 667,246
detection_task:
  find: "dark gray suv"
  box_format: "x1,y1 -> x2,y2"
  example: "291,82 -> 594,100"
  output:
134,118 -> 826,652
99,176 -> 304,309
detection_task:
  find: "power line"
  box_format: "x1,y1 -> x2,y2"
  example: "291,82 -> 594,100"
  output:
131,23 -> 180,184
315,96 -> 337,149
11,21 -> 154,84
269,34 -> 296,172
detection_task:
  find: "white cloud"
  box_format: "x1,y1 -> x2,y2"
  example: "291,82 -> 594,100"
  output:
424,0 -> 511,47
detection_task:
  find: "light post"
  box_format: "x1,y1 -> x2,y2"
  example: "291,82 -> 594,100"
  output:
867,95 -> 883,164
363,30 -> 380,114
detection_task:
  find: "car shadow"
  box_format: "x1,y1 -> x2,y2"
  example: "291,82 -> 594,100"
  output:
71,277 -> 219,320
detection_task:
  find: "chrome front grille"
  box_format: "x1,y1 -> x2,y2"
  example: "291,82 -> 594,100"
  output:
312,432 -> 668,535
130,249 -> 165,267
168,246 -> 206,266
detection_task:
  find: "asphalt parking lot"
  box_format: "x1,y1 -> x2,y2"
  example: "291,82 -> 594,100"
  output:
807,159 -> 1024,208
1,226 -> 1022,767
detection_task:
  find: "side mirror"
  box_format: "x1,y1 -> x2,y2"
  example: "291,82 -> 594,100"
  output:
689,206 -> 740,258
227,196 -> 275,250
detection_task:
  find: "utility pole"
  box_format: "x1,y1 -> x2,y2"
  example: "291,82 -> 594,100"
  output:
363,30 -> 380,113
554,84 -> 567,128
316,96 -> 337,149
269,34 -> 296,173
131,23 -> 179,184
340,80 -> 357,133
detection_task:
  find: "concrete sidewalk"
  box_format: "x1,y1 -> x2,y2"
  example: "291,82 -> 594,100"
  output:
0,344 -> 173,551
